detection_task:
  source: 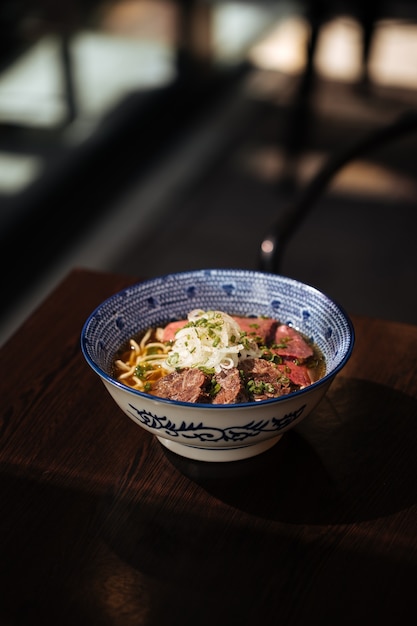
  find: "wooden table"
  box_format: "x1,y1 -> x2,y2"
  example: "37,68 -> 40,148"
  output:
1,268 -> 417,626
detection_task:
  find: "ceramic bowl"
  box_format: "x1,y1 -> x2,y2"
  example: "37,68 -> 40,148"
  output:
81,269 -> 354,462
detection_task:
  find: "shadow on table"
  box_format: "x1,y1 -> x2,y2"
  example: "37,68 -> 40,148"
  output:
164,377 -> 417,525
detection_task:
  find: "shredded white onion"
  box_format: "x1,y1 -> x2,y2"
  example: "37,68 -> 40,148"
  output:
165,310 -> 261,373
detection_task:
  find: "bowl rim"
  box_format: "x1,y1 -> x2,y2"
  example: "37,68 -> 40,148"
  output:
80,269 -> 355,409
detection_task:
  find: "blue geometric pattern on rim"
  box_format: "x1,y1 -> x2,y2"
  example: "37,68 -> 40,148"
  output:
127,403 -> 307,442
81,268 -> 354,393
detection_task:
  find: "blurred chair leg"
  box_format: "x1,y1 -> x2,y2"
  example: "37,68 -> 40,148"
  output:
60,32 -> 78,124
260,109 -> 417,274
356,0 -> 382,90
279,0 -> 325,191
176,0 -> 213,80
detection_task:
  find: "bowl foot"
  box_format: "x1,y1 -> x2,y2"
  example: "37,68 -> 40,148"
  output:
156,435 -> 282,462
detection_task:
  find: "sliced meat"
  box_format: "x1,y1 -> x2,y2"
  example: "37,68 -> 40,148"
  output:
239,357 -> 292,401
233,316 -> 278,345
162,315 -> 279,345
152,368 -> 210,403
273,324 -> 314,361
278,359 -> 312,388
212,367 -> 249,404
161,320 -> 187,342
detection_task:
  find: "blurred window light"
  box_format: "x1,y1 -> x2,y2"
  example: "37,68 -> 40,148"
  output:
71,30 -> 175,117
314,17 -> 363,82
0,152 -> 44,194
369,20 -> 417,88
0,31 -> 175,130
99,0 -> 178,44
249,16 -> 363,81
213,1 -> 292,62
0,36 -> 67,127
248,14 -> 417,90
248,15 -> 310,74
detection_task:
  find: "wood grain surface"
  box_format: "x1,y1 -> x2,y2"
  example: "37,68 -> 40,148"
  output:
1,268 -> 416,626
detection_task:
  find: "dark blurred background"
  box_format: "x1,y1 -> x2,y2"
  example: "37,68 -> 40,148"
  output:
1,0 -> 417,345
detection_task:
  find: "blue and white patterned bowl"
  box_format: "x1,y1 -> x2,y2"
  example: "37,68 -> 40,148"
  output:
81,269 -> 354,462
